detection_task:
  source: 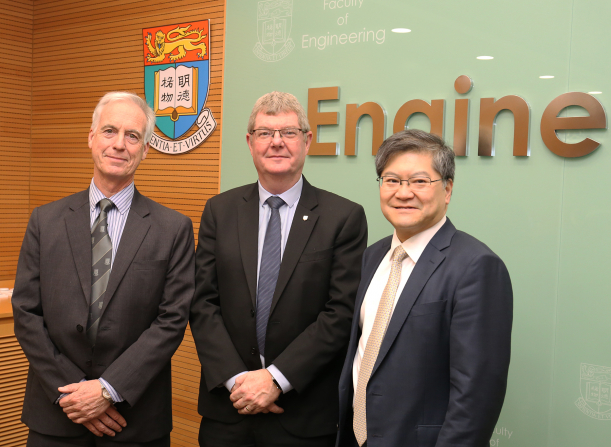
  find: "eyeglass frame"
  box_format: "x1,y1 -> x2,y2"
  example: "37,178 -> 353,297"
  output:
249,127 -> 307,140
377,175 -> 444,190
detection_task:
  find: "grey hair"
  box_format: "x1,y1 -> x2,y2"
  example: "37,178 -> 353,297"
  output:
247,91 -> 310,134
91,92 -> 156,144
375,129 -> 455,184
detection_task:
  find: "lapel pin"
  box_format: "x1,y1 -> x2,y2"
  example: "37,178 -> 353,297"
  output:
303,215 -> 309,221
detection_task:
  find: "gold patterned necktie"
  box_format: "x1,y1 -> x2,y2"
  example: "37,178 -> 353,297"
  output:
353,245 -> 409,446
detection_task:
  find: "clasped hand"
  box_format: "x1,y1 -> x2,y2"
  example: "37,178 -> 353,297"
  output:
229,369 -> 283,415
58,380 -> 127,437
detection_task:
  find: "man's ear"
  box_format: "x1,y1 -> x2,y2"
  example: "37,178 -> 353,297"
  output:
304,131 -> 313,155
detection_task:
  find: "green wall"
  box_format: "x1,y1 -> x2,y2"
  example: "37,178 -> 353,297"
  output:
220,1 -> 611,445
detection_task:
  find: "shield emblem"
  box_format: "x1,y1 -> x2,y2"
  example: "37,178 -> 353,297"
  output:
575,363 -> 611,420
253,0 -> 295,62
143,20 -> 210,141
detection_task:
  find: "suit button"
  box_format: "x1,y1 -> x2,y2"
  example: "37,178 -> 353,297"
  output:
76,324 -> 83,332
250,309 -> 255,317
251,347 -> 257,355
86,360 -> 92,366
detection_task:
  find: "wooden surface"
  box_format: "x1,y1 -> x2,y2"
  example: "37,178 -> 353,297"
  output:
0,0 -> 32,282
0,280 -> 28,446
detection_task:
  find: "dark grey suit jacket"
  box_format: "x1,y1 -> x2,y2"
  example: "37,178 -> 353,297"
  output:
12,188 -> 195,442
337,218 -> 513,447
190,177 -> 368,437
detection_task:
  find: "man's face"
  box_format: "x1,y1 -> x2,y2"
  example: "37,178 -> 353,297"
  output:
89,100 -> 149,188
379,151 -> 453,242
246,112 -> 312,185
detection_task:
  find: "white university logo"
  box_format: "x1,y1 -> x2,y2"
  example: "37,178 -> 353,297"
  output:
105,258 -> 110,266
575,363 -> 611,420
93,269 -> 99,277
101,225 -> 106,233
254,0 -> 295,62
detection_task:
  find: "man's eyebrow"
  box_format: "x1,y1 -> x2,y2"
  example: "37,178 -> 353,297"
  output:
382,170 -> 432,177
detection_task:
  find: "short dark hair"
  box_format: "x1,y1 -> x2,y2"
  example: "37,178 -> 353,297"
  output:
375,129 -> 455,184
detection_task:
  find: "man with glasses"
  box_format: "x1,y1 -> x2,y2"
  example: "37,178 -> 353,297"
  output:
190,91 -> 367,446
336,129 -> 513,447
12,92 -> 195,446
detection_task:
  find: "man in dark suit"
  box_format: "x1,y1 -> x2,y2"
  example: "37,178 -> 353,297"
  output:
336,129 -> 513,447
190,91 -> 367,446
12,92 -> 195,446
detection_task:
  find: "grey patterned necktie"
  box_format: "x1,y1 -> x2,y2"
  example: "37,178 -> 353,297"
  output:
256,196 -> 285,358
87,198 -> 114,347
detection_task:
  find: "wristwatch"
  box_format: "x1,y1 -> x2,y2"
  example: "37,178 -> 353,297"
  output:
99,381 -> 115,404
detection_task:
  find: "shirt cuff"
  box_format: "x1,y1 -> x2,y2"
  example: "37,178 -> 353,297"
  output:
99,378 -> 124,403
55,377 -> 87,404
224,371 -> 248,392
267,364 -> 293,393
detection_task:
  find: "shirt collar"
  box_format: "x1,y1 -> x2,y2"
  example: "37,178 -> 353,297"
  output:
258,176 -> 303,209
89,179 -> 135,216
390,215 -> 447,263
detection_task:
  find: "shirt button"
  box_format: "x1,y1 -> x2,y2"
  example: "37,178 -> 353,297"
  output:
76,324 -> 83,332
250,309 -> 255,317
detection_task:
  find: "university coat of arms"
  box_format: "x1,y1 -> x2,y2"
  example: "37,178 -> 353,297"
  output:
143,20 -> 217,154
253,0 -> 295,62
575,363 -> 611,420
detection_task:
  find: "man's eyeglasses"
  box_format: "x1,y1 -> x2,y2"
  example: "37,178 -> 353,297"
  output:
377,176 -> 443,191
250,128 -> 305,141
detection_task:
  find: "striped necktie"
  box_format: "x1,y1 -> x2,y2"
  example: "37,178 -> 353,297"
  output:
87,198 -> 114,347
256,196 -> 285,358
354,245 -> 409,446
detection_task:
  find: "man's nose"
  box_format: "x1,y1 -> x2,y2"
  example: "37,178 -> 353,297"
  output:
113,132 -> 127,149
394,182 -> 415,199
271,130 -> 284,145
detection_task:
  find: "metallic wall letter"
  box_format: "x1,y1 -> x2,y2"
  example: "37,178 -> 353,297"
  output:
345,102 -> 387,156
540,92 -> 607,158
479,95 -> 530,157
307,87 -> 340,155
453,75 -> 473,156
393,99 -> 445,138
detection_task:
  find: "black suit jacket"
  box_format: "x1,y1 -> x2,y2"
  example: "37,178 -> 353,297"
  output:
12,188 -> 195,442
337,218 -> 513,447
190,178 -> 367,437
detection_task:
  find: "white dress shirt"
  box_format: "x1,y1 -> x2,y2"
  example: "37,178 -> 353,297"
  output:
352,216 -> 447,399
224,177 -> 303,393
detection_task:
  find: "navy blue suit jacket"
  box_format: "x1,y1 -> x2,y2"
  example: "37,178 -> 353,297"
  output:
337,218 -> 512,447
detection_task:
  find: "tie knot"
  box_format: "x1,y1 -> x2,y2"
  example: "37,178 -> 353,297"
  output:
391,245 -> 408,263
99,198 -> 114,213
266,196 -> 285,210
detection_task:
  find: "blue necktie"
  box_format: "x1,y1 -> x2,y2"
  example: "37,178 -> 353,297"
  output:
88,198 -> 113,347
256,196 -> 285,358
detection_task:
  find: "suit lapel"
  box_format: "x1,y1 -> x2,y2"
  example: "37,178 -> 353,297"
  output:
371,219 -> 456,377
103,189 -> 151,310
269,178 -> 318,315
238,183 -> 260,306
65,190 -> 93,304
